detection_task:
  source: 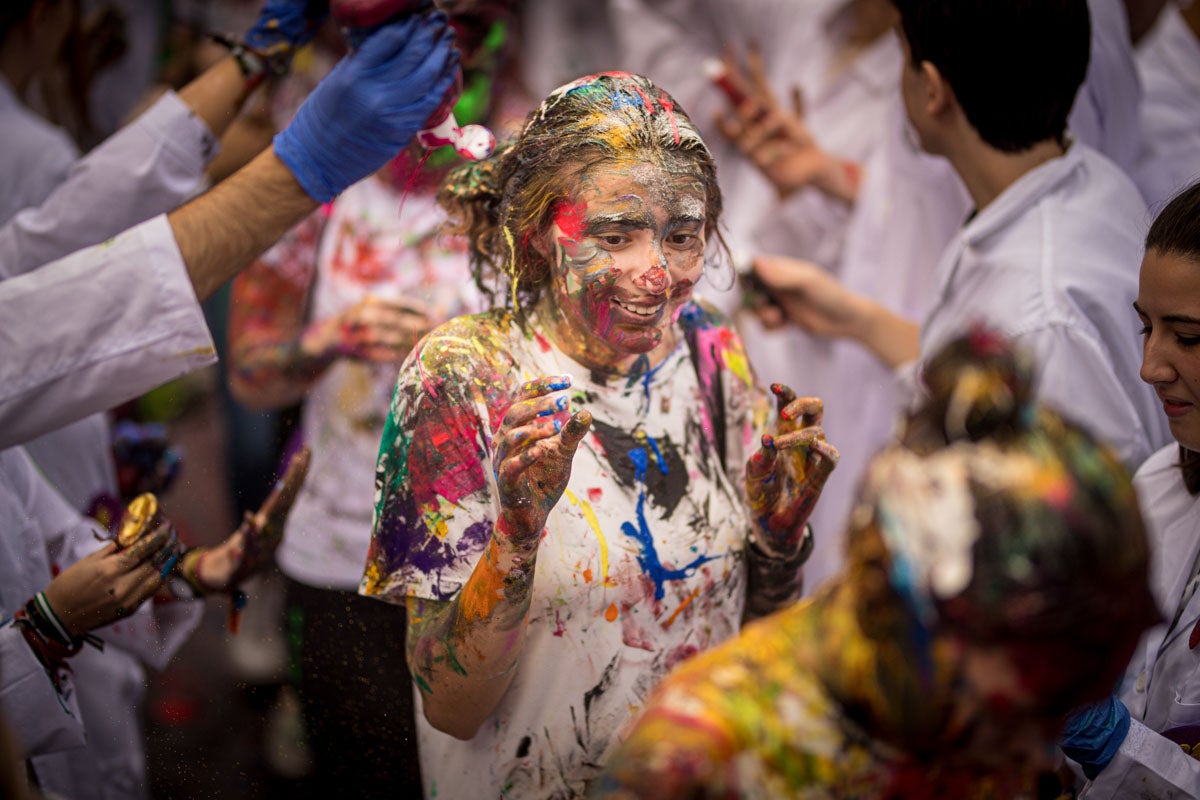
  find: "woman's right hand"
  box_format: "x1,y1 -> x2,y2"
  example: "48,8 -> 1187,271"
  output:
494,375 -> 592,547
299,295 -> 432,364
42,524 -> 179,637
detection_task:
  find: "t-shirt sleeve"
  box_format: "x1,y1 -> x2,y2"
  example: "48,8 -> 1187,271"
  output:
360,330 -> 505,604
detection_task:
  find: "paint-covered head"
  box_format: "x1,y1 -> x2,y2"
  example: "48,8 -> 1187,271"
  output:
842,327 -> 1157,758
439,71 -> 723,349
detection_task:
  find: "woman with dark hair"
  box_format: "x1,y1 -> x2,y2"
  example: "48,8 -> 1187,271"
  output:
592,328 -> 1159,799
1073,181 -> 1200,796
358,72 -> 838,798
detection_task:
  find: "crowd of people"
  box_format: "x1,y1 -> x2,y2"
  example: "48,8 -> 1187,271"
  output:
1,0 -> 1199,798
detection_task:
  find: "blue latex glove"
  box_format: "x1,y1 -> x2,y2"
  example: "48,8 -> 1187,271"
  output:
1058,694 -> 1131,779
274,13 -> 458,202
245,0 -> 330,53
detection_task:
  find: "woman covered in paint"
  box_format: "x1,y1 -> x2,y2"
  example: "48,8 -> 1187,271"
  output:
592,329 -> 1159,800
359,71 -> 838,798
1064,181 -> 1200,797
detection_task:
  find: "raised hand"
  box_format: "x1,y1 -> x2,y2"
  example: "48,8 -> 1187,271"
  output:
493,375 -> 592,547
186,446 -> 312,593
745,385 -> 839,555
713,44 -> 860,203
300,296 -> 432,363
245,0 -> 331,56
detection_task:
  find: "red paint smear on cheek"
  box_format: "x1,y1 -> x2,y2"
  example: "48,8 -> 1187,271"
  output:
553,200 -> 588,243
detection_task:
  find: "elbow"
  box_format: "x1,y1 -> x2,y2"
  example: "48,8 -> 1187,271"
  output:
421,697 -> 486,741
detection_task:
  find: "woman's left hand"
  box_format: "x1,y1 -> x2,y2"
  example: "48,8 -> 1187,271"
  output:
745,385 -> 839,555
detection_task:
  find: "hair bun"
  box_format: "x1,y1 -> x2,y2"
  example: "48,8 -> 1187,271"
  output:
438,139 -> 512,205
909,326 -> 1035,448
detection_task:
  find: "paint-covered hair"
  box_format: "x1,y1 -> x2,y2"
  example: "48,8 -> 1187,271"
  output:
1146,181 -> 1200,494
850,327 -> 1157,714
438,71 -> 724,310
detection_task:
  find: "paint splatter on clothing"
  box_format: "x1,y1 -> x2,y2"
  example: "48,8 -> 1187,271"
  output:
234,177 -> 476,588
362,301 -> 770,799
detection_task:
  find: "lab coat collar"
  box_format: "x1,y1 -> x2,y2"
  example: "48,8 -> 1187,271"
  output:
959,144 -> 1084,248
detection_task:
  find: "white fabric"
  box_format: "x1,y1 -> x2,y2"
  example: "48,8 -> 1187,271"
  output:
0,89 -> 217,282
277,179 -> 477,590
0,447 -> 201,797
1080,444 -> 1200,797
363,313 -> 755,799
1070,0 -> 1143,175
0,214 -> 217,450
919,144 -> 1168,470
0,77 -> 79,230
1135,5 -> 1200,209
0,89 -> 216,492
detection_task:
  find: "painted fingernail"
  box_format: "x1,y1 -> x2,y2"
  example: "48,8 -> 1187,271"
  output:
770,383 -> 785,395
554,419 -> 563,434
549,374 -> 573,391
761,434 -> 776,450
159,550 -> 181,579
556,396 -> 569,411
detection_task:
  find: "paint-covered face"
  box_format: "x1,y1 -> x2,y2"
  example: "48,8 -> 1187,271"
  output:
1137,248 -> 1200,452
544,158 -> 708,368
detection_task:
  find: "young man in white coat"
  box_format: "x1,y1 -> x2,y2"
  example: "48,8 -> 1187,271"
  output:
744,0 -> 1169,474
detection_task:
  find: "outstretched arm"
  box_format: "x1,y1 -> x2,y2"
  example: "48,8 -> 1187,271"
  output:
397,376 -> 592,740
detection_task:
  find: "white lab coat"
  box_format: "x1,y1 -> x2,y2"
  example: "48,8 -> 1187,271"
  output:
0,214 -> 217,451
0,448 -> 201,795
1080,444 -> 1200,797
1071,0 -> 1143,175
1135,4 -> 1200,210
0,89 -> 215,512
920,144 -> 1168,471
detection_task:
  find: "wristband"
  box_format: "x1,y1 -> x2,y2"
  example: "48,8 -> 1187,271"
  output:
208,33 -> 282,94
748,523 -> 814,568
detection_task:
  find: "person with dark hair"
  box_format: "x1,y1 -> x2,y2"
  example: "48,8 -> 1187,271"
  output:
590,328 -> 1159,799
1063,181 -> 1200,796
738,0 -> 1168,473
358,71 -> 838,798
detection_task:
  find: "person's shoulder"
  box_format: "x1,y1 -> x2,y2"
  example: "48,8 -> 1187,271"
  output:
409,310 -> 523,387
677,298 -> 733,334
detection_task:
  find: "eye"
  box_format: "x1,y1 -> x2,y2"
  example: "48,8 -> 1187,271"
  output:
667,232 -> 698,247
596,233 -> 629,248
1138,324 -> 1151,338
1177,334 -> 1200,348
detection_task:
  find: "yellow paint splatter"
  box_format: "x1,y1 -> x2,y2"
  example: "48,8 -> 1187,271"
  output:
564,488 -> 612,586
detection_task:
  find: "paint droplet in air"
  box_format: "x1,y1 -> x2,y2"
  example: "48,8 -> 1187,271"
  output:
605,602 -> 619,622
587,487 -> 603,503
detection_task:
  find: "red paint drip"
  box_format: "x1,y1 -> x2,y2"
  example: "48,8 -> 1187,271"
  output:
658,92 -> 681,145
396,147 -> 435,222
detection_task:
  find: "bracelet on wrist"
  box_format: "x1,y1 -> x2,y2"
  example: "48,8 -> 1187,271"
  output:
208,33 -> 288,93
748,523 -> 814,568
11,593 -> 104,688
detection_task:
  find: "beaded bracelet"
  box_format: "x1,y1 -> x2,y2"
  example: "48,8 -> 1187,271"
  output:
208,33 -> 284,94
11,593 -> 103,689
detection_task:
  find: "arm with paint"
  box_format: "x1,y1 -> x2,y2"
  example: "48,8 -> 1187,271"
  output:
742,386 -> 839,619
363,355 -> 591,739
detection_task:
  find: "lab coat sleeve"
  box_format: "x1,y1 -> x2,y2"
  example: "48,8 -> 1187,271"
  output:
0,215 -> 216,450
1081,719 -> 1200,798
1014,323 -> 1153,470
0,624 -> 86,757
0,90 -> 218,280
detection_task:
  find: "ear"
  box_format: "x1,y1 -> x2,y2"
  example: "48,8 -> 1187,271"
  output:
921,61 -> 956,119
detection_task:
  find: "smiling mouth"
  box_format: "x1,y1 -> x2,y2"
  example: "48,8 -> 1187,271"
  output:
613,297 -> 665,318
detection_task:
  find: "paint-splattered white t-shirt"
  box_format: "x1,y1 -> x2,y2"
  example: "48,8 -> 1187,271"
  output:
362,302 -> 767,799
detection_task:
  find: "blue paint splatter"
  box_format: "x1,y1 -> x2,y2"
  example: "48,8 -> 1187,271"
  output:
622,447 -> 714,600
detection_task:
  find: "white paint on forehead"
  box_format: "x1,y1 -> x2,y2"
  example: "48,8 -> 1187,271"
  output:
867,447 -> 982,601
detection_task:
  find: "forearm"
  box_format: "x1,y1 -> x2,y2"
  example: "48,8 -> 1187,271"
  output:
229,335 -> 330,410
852,300 -> 920,370
407,523 -> 538,740
177,56 -> 256,141
171,146 -> 318,300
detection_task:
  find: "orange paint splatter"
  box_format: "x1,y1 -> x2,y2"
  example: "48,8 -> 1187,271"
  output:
605,602 -> 619,622
662,588 -> 700,630
583,568 -> 594,584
